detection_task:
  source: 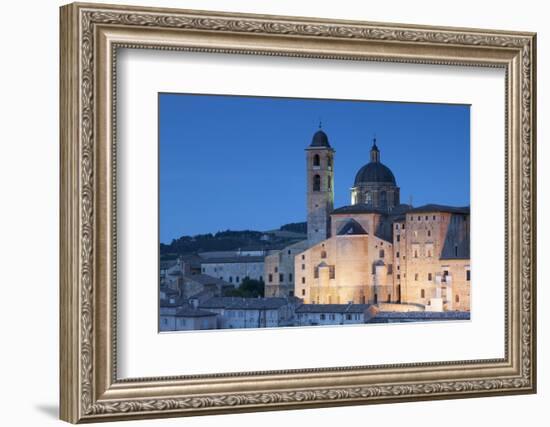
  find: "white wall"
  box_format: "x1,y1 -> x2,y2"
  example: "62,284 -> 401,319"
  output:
0,0 -> 546,426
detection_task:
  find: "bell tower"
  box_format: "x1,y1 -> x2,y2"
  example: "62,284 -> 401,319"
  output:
306,124 -> 335,245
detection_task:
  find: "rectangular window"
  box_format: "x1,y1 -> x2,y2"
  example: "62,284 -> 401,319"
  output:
314,267 -> 319,279
455,294 -> 460,303
329,266 -> 336,279
421,289 -> 425,298
301,277 -> 305,284
402,223 -> 405,229
379,249 -> 385,258
268,274 -> 273,283
396,251 -> 400,258
301,264 -> 305,270
279,273 -> 284,282
427,230 -> 431,237
428,273 -> 432,281
302,255 -> 305,260
301,289 -> 305,296
289,273 -> 293,282
396,235 -> 400,242
320,314 -> 326,320
274,266 -> 278,273
415,273 -> 419,281
387,264 -> 393,274
467,270 -> 471,281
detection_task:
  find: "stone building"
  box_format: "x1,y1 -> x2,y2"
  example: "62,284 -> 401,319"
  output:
393,205 -> 470,311
198,297 -> 297,329
200,255 -> 264,285
295,304 -> 372,326
264,240 -> 309,297
306,126 -> 335,245
296,130 -> 470,312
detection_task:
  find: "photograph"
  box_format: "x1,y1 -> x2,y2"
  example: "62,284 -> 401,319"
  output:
158,93 -> 471,331
56,2 -> 536,423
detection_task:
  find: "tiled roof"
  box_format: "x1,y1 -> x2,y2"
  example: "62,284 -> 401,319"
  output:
183,274 -> 230,286
160,260 -> 178,270
407,204 -> 470,214
373,311 -> 470,319
295,304 -> 371,314
175,306 -> 218,318
200,256 -> 265,264
331,204 -> 386,215
200,297 -> 289,310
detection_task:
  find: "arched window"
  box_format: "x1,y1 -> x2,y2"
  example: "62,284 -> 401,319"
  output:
313,174 -> 321,191
327,156 -> 332,169
313,154 -> 320,167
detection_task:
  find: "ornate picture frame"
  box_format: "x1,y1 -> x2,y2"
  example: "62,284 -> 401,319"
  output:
60,2 -> 536,423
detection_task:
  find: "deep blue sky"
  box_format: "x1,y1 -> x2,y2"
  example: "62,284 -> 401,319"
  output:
159,93 -> 470,243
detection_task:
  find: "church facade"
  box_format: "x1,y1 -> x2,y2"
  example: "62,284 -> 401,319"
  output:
266,126 -> 471,312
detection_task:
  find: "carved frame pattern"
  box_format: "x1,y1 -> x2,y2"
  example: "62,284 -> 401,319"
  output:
60,2 -> 536,423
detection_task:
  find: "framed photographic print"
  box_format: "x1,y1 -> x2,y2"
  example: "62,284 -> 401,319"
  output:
60,2 -> 537,423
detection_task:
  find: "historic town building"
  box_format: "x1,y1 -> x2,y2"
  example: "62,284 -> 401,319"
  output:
295,128 -> 470,312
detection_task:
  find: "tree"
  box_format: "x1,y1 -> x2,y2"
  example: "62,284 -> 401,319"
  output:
223,277 -> 265,298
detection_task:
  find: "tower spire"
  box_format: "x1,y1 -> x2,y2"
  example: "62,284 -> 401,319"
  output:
370,135 -> 380,163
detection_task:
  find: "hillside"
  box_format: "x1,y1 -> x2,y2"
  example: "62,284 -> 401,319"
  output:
160,222 -> 306,258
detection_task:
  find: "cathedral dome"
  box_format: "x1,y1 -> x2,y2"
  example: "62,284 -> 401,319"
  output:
354,162 -> 396,185
310,129 -> 331,148
353,137 -> 396,185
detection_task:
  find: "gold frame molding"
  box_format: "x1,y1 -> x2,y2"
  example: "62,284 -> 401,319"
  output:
60,2 -> 537,423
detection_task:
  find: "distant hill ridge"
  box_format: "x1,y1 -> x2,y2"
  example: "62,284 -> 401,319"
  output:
160,222 -> 306,258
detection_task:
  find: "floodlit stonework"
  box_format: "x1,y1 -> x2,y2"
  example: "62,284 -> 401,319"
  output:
296,129 -> 470,312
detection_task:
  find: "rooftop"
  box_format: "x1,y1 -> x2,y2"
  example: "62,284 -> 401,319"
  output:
309,128 -> 332,148
175,306 -> 218,318
200,256 -> 265,265
331,204 -> 386,215
183,273 -> 231,286
160,260 -> 178,270
200,297 -> 290,310
407,204 -> 470,214
296,304 -> 372,314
